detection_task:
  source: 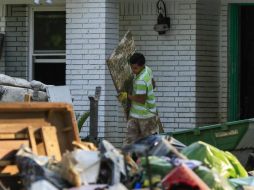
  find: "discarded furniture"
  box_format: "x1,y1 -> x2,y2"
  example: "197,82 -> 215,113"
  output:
0,102 -> 80,177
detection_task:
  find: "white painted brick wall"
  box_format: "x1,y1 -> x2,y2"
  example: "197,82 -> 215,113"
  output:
66,0 -> 120,144
4,5 -> 28,79
0,3 -> 5,74
219,1 -> 229,122
119,0 -> 197,132
196,0 -> 220,126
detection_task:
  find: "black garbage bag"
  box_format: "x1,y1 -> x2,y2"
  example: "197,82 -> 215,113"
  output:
16,146 -> 70,189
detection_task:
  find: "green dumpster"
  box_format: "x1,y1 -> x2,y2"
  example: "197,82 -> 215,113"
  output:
165,119 -> 254,150
163,119 -> 254,166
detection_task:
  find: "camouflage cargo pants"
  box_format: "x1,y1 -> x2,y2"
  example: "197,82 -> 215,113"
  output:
125,116 -> 159,145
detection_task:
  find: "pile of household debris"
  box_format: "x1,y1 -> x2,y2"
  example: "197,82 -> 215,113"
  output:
0,74 -> 73,104
0,74 -> 48,102
2,133 -> 254,190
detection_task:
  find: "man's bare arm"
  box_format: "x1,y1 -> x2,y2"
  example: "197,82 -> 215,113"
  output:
128,94 -> 146,104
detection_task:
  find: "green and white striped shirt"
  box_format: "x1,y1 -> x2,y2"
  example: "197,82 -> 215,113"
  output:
130,66 -> 156,119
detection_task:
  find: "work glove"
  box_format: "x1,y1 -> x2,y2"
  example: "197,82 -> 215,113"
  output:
117,92 -> 128,102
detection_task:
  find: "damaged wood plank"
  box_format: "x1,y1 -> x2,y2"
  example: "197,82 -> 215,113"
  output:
41,126 -> 61,161
35,126 -> 61,161
106,31 -> 135,119
0,124 -> 43,132
0,133 -> 27,140
62,127 -> 72,132
0,140 -> 29,160
27,126 -> 38,155
0,165 -> 19,175
23,94 -> 31,102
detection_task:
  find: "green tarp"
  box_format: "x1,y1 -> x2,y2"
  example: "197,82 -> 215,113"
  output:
181,141 -> 248,178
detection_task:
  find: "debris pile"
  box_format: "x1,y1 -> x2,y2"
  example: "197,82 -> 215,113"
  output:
0,74 -> 48,102
0,103 -> 253,190
2,133 -> 254,190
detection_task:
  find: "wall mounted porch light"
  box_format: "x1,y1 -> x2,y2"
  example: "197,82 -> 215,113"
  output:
153,0 -> 170,35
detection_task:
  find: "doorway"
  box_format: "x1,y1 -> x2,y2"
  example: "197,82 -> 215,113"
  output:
30,7 -> 66,85
240,6 -> 254,119
229,4 -> 254,120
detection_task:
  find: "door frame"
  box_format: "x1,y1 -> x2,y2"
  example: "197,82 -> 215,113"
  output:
229,3 -> 254,121
28,6 -> 65,81
228,4 -> 239,121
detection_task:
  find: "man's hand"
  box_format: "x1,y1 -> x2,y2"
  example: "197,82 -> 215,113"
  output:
117,92 -> 128,102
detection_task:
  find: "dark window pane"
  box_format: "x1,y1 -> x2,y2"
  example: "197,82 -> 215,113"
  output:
34,63 -> 66,85
34,11 -> 65,52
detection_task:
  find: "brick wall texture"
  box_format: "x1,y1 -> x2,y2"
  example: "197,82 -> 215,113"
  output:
0,3 -> 5,74
219,0 -> 229,123
4,5 -> 29,79
65,0 -> 121,144
196,0 -> 220,126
